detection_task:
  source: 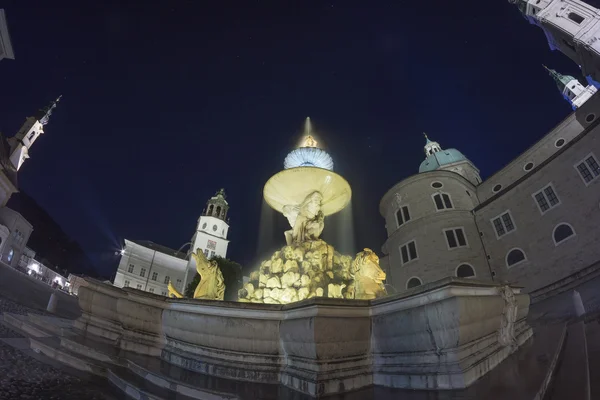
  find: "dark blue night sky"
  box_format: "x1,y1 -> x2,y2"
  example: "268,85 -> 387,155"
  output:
0,0 -> 595,277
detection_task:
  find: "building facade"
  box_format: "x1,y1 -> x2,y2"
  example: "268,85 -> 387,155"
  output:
380,92 -> 600,295
113,239 -> 188,296
0,9 -> 14,62
0,207 -> 32,268
115,189 -> 231,296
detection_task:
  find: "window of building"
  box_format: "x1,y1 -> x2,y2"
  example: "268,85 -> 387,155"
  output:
555,138 -> 566,148
176,279 -> 182,286
149,288 -> 155,293
204,249 -> 209,257
432,193 -> 453,211
431,181 -> 443,189
506,248 -> 526,268
524,162 -> 534,171
568,12 -> 585,24
140,268 -> 146,278
164,276 -> 170,284
492,184 -> 502,193
444,227 -> 468,249
586,113 -> 596,123
575,153 -> 600,185
161,291 -> 167,296
128,264 -> 134,273
210,251 -> 215,258
533,183 -> 561,214
400,240 -> 418,265
151,272 -> 158,281
553,223 -> 576,245
406,277 -> 422,289
136,284 -> 142,289
28,132 -> 35,141
456,264 -> 475,278
491,211 -> 515,238
124,280 -> 130,287
395,205 -> 411,227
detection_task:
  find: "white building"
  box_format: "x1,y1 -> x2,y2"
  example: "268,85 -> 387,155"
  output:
114,189 -> 231,295
544,66 -> 597,110
0,9 -> 14,62
510,0 -> 600,88
113,239 -> 188,296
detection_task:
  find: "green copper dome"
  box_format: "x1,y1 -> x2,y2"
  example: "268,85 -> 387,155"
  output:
419,149 -> 468,173
543,65 -> 577,91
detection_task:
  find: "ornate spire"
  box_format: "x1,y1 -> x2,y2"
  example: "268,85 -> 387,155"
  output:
423,133 -> 442,156
543,65 -> 577,91
37,95 -> 62,126
423,132 -> 432,143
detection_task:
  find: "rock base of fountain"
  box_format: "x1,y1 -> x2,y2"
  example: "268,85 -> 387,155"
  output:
239,239 -> 355,304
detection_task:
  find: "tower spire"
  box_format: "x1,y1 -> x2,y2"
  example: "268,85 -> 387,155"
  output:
37,95 -> 62,125
543,65 -> 597,110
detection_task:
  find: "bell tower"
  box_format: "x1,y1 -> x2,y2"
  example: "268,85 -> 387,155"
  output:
543,65 -> 597,109
8,96 -> 61,171
509,0 -> 600,88
190,188 -> 230,260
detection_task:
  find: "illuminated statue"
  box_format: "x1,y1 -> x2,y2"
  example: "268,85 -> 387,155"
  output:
283,191 -> 324,245
168,249 -> 225,300
352,249 -> 387,300
239,118 -> 387,304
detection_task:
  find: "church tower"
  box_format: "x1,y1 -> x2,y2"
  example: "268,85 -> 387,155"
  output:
509,0 -> 600,88
190,188 -> 230,259
8,96 -> 61,171
419,134 -> 481,186
544,65 -> 597,109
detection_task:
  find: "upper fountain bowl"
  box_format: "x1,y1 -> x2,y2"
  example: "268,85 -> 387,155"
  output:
263,167 -> 351,216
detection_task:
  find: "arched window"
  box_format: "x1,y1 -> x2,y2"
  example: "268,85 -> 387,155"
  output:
216,206 -> 221,216
208,205 -> 214,215
456,264 -> 475,278
553,223 -> 576,245
406,277 -> 422,289
506,248 -> 526,268
432,192 -> 453,211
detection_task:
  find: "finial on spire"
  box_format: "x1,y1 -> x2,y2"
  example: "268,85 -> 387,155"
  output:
38,95 -> 62,126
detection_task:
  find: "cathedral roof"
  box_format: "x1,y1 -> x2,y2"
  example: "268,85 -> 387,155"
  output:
419,148 -> 468,173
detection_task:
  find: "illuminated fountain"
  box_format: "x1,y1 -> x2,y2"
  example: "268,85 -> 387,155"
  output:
238,118 -> 387,303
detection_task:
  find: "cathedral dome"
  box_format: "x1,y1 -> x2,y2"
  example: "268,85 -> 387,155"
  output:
419,148 -> 468,173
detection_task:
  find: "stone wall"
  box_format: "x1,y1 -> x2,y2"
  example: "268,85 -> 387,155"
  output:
76,277 -> 532,397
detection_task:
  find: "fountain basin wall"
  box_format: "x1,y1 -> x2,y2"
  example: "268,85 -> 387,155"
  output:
75,277 -> 532,397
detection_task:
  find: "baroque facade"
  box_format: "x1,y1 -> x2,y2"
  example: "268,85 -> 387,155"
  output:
380,88 -> 600,295
114,189 -> 231,295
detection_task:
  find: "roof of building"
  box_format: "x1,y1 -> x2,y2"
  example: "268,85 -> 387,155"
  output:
543,65 -> 578,92
419,148 -> 468,173
129,239 -> 187,260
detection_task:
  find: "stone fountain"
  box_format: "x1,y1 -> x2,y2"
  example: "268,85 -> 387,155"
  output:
0,119 -> 537,399
239,117 -> 386,304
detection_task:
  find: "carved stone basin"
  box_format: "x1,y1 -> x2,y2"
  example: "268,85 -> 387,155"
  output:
263,166 -> 351,216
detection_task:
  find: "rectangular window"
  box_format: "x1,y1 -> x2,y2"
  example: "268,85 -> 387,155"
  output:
491,211 -> 515,238
433,193 -> 453,211
400,240 -> 418,265
575,153 -> 600,185
140,268 -> 146,278
176,279 -> 182,287
127,264 -> 134,273
444,228 -> 468,249
204,249 -> 209,257
136,284 -> 142,290
207,240 -> 217,250
149,288 -> 155,293
124,280 -> 130,287
568,12 -> 585,24
395,205 -> 411,227
164,275 -> 170,284
210,251 -> 215,258
151,272 -> 158,281
161,291 -> 167,296
533,183 -> 560,214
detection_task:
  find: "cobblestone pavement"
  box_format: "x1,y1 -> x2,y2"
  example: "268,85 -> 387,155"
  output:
0,296 -> 116,400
